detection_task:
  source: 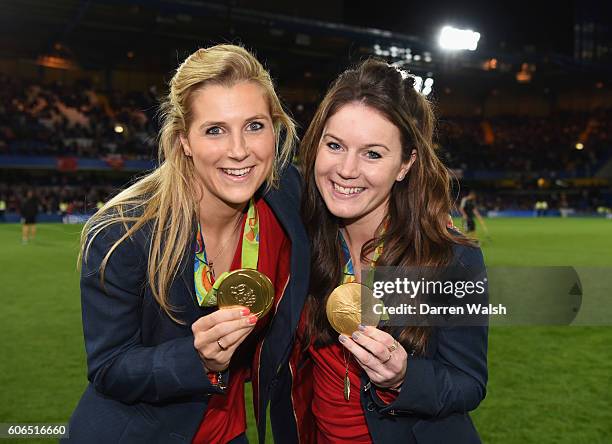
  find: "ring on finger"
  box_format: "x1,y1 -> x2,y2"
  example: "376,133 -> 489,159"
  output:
216,339 -> 227,351
387,339 -> 399,353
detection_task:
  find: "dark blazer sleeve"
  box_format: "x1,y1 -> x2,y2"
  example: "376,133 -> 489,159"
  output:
80,222 -> 223,405
373,245 -> 488,418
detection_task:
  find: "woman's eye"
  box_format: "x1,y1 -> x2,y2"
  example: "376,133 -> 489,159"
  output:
247,121 -> 264,131
327,142 -> 341,151
205,126 -> 223,135
366,150 -> 382,159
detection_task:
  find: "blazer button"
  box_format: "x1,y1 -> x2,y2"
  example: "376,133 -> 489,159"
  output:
366,402 -> 375,412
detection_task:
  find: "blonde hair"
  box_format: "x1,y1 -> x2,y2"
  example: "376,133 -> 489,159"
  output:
80,44 -> 297,322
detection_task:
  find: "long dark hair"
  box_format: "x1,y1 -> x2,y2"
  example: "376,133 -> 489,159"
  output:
300,59 -> 473,354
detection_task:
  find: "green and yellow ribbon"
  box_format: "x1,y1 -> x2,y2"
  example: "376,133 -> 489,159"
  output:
194,198 -> 260,307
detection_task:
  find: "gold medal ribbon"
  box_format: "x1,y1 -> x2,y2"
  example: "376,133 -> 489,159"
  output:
194,198 -> 259,307
339,229 -> 388,320
340,231 -> 383,285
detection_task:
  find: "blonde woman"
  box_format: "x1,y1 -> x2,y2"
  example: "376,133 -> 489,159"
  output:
65,45 -> 309,444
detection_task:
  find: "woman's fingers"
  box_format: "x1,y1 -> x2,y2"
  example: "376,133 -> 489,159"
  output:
196,327 -> 253,370
191,306 -> 250,333
357,325 -> 396,349
206,314 -> 258,339
193,315 -> 256,350
191,308 -> 258,371
339,335 -> 387,381
350,328 -> 405,370
339,330 -> 408,387
338,335 -> 379,370
350,330 -> 390,362
216,322 -> 256,350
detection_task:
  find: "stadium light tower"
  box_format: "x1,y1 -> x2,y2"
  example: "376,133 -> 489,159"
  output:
438,26 -> 481,51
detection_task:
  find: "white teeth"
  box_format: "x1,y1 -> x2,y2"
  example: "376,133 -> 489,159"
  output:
333,182 -> 364,195
222,167 -> 252,177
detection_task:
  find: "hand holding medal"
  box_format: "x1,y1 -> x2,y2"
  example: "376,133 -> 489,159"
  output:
327,231 -> 407,396
192,306 -> 258,372
192,199 -> 274,372
327,283 -> 407,393
338,325 -> 407,391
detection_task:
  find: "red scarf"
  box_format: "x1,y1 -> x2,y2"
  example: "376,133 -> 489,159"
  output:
192,198 -> 291,444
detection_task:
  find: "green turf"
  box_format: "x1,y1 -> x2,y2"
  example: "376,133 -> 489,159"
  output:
0,218 -> 611,443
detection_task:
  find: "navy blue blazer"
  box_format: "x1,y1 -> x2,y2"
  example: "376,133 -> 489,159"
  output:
270,243 -> 488,444
64,165 -> 310,443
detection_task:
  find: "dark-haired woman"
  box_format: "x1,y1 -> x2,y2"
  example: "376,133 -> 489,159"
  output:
270,59 -> 488,443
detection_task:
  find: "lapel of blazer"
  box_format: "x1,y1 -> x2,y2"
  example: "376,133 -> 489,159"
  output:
263,185 -> 310,348
256,183 -> 310,441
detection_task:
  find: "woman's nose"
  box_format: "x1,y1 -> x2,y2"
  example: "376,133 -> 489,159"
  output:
228,133 -> 249,161
337,152 -> 359,178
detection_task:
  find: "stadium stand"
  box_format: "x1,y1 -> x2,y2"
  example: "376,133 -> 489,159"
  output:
1,73 -> 610,219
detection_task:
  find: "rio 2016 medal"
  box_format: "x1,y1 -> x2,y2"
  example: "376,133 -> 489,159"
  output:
217,269 -> 274,318
326,282 -> 380,336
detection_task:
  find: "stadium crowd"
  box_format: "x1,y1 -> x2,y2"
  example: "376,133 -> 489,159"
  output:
0,74 -> 158,159
2,74 -> 611,173
0,183 -> 113,216
473,189 -> 609,213
1,74 -> 611,216
1,179 -> 607,217
437,110 -> 612,176
0,171 -> 126,216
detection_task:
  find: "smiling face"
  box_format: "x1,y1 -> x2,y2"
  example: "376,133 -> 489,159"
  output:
314,102 -> 414,225
179,81 -> 275,210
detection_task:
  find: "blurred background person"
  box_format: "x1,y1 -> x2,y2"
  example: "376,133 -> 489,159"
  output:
20,189 -> 39,243
459,190 -> 488,236
0,194 -> 6,222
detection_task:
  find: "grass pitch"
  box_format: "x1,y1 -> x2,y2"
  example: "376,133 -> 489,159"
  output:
0,218 -> 611,443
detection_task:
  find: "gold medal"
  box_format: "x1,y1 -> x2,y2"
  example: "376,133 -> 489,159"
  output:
217,269 -> 274,318
326,283 -> 380,336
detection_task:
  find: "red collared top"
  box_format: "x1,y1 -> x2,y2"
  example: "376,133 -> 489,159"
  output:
310,341 -> 373,443
192,198 -> 291,444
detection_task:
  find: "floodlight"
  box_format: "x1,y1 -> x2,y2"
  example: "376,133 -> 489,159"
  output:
439,26 -> 481,51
